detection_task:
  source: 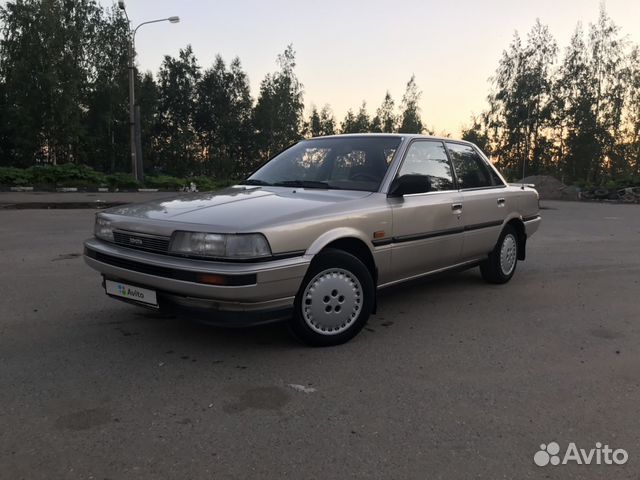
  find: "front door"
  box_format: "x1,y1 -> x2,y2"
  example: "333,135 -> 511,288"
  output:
389,140 -> 464,282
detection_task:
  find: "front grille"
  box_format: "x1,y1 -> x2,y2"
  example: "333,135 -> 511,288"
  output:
85,248 -> 257,286
113,231 -> 171,253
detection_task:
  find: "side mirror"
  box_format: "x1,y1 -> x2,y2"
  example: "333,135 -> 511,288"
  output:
388,174 -> 432,197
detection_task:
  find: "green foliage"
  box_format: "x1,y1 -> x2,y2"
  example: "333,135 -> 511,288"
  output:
0,167 -> 31,185
307,107 -> 322,137
372,91 -> 397,133
461,115 -> 490,153
340,109 -> 357,133
28,164 -> 107,187
253,45 -> 305,160
188,176 -> 235,192
144,175 -> 186,191
82,5 -> 130,173
155,45 -> 202,177
106,173 -> 140,190
195,56 -> 254,177
399,75 -> 424,134
482,8 -> 640,183
306,105 -> 336,137
0,0 -> 113,167
1,164 -> 107,187
487,20 -> 558,179
0,164 -> 238,192
341,102 -> 371,133
607,176 -> 640,188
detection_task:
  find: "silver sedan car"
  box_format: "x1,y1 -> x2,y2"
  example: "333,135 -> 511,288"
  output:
84,134 -> 540,346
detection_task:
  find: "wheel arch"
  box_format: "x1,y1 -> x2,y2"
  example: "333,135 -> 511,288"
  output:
505,217 -> 526,261
321,237 -> 377,284
307,229 -> 377,280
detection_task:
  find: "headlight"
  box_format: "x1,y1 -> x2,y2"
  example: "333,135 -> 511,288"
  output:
95,216 -> 114,242
170,232 -> 271,259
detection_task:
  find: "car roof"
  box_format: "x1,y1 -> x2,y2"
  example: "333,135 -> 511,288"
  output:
307,133 -> 474,145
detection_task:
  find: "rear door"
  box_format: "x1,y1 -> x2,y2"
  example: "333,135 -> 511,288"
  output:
388,140 -> 464,281
446,142 -> 508,260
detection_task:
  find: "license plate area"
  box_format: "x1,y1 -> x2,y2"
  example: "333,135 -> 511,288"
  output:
105,279 -> 158,307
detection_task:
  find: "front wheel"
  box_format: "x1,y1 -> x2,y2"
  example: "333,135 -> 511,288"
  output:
289,249 -> 374,346
479,225 -> 519,284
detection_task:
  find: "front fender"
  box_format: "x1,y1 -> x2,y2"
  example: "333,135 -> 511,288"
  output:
305,227 -> 374,256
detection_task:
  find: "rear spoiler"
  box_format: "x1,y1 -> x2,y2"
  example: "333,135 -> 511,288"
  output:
509,183 -> 536,189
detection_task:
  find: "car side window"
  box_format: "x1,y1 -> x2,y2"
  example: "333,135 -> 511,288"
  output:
446,143 -> 493,189
397,141 -> 454,191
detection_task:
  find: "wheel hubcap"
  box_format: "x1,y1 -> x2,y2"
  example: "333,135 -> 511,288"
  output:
500,233 -> 517,276
301,268 -> 363,335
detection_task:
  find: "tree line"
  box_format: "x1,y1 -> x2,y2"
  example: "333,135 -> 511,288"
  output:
0,0 -> 424,180
1,1 -> 639,184
464,7 -> 640,184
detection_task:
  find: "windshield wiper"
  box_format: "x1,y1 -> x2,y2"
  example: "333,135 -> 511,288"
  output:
272,180 -> 335,189
241,179 -> 272,186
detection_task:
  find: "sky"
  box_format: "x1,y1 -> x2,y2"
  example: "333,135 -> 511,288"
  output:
103,1 -> 640,135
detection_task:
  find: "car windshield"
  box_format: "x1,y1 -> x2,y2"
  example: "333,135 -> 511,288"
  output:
244,136 -> 403,192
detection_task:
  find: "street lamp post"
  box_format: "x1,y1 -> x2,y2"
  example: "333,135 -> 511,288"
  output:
127,37 -> 137,181
118,2 -> 179,182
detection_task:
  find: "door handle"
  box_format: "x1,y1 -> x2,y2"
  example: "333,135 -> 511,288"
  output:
451,203 -> 463,211
497,198 -> 505,206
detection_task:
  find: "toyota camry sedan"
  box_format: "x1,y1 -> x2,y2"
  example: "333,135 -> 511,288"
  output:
84,134 -> 540,346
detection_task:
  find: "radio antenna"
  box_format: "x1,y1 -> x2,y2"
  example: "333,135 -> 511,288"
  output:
522,64 -> 544,191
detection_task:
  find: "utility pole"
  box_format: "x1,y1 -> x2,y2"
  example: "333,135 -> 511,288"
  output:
127,37 -> 137,181
118,1 -> 180,182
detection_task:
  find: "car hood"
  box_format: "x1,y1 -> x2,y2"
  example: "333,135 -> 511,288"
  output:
105,186 -> 373,231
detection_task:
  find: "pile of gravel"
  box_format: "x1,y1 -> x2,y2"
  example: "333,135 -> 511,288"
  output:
517,175 -> 578,201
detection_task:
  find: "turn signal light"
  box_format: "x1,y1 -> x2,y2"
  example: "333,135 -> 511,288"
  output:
197,273 -> 229,285
195,273 -> 257,286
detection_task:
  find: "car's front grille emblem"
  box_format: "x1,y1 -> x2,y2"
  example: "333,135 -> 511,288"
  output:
113,231 -> 170,253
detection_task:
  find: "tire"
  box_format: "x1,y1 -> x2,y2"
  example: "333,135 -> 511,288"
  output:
479,225 -> 519,284
289,249 -> 374,347
594,188 -> 609,199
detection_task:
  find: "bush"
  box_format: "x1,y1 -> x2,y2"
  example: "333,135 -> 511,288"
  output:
0,165 -> 239,191
614,176 -> 640,189
189,176 -> 235,191
106,173 -> 140,190
28,164 -> 107,187
144,175 -> 187,191
0,167 -> 31,186
574,176 -> 640,192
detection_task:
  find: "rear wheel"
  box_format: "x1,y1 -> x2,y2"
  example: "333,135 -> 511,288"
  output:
290,249 -> 374,346
479,225 -> 518,284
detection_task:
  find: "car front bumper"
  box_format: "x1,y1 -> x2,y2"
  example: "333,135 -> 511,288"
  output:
83,238 -> 310,326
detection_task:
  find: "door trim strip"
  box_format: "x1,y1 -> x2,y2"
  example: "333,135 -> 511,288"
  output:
373,220 -> 503,247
